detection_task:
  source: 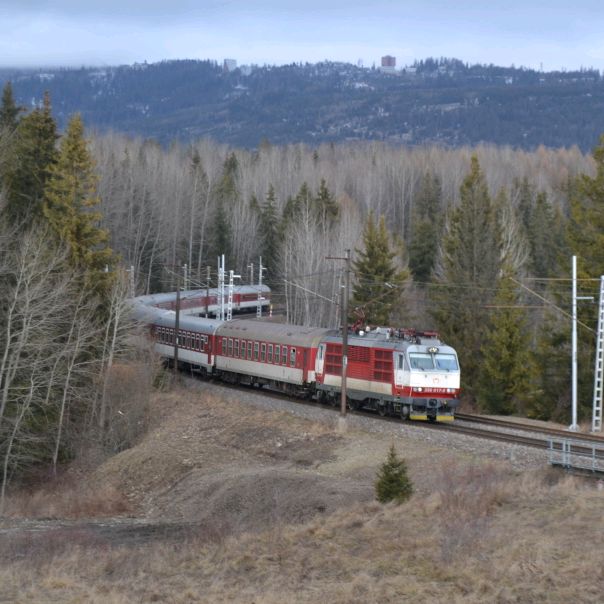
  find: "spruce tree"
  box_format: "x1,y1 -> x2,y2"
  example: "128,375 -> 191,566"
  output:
431,156 -> 501,398
0,82 -> 21,131
527,192 -> 566,278
258,184 -> 281,281
408,172 -> 443,283
3,92 -> 58,223
43,114 -> 115,291
351,211 -> 409,326
477,273 -> 534,415
314,178 -> 339,226
567,134 -> 604,277
375,444 -> 413,504
208,153 -> 237,262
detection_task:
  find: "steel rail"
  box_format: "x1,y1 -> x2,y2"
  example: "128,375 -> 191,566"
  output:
185,375 -> 604,455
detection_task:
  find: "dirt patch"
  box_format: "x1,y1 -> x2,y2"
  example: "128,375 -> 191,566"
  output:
88,384 -> 365,534
150,466 -> 369,526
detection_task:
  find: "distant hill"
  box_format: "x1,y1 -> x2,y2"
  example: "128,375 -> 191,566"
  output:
2,58 -> 604,150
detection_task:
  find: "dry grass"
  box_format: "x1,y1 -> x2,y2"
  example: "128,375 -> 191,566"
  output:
2,477 -> 132,520
2,472 -> 603,603
1,384 -> 603,602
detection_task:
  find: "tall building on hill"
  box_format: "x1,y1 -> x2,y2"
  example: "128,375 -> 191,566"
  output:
380,55 -> 396,74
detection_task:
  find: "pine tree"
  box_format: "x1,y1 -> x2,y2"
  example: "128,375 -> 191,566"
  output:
314,178 -> 339,226
408,172 -> 443,283
477,273 -> 534,415
351,211 -> 409,326
43,114 -> 115,291
3,92 -> 58,223
431,156 -> 502,398
0,82 -> 21,131
375,444 -> 413,504
513,176 -> 534,234
258,184 -> 281,281
530,312 -> 571,421
567,134 -> 604,278
208,153 -> 237,262
527,192 -> 566,278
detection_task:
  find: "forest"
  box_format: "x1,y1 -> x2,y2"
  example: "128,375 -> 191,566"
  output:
1,81 -> 603,495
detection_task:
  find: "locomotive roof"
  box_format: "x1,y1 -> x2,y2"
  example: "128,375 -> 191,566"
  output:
216,319 -> 330,347
322,330 -> 456,354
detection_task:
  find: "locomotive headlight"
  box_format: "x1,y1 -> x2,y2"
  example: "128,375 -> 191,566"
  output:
414,387 -> 423,392
447,388 -> 453,393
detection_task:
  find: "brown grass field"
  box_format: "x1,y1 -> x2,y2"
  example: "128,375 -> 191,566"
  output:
1,382 -> 603,603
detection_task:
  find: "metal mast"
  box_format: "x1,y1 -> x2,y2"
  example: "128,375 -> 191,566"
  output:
593,275 -> 604,432
570,255 -> 579,431
257,256 -> 266,318
218,254 -> 225,321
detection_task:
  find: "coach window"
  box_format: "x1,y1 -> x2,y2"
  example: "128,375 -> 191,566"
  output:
240,340 -> 246,358
248,341 -> 253,359
275,345 -> 280,364
254,342 -> 259,360
234,339 -> 239,357
290,347 -> 296,367
222,338 -> 227,354
187,334 -> 192,349
268,344 -> 273,363
282,346 -> 288,365
261,343 -> 266,362
228,338 -> 233,356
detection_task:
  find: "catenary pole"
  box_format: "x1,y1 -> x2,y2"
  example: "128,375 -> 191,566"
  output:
173,264 -> 181,377
327,250 -> 351,418
570,255 -> 579,431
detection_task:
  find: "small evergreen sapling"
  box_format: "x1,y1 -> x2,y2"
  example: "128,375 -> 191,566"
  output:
375,444 -> 413,504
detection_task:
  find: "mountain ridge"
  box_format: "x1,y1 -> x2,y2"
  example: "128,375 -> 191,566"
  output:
2,57 -> 603,150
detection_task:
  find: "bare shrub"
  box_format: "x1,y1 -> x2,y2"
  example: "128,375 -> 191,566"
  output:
2,475 -> 131,519
98,361 -> 154,453
436,461 -> 511,560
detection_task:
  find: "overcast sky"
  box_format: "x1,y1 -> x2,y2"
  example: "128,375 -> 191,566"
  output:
1,1 -> 603,71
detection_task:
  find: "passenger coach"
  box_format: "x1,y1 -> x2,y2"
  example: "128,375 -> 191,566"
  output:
214,320 -> 329,395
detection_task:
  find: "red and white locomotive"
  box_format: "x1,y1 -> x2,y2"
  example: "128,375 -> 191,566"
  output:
131,289 -> 461,422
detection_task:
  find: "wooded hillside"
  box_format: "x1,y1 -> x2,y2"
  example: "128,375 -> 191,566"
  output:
2,58 -> 604,149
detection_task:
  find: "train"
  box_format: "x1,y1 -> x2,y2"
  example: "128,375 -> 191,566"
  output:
130,287 -> 461,422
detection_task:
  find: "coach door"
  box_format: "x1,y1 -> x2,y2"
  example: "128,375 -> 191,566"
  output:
316,343 -> 326,377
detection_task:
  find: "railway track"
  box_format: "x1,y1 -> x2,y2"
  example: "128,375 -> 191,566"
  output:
189,375 -> 604,456
455,412 -> 604,443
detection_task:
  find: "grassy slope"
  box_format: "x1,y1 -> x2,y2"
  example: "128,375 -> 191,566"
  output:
1,384 -> 603,603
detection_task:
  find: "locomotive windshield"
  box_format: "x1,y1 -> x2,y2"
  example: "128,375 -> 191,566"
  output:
409,353 -> 434,370
434,354 -> 458,371
409,352 -> 459,371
